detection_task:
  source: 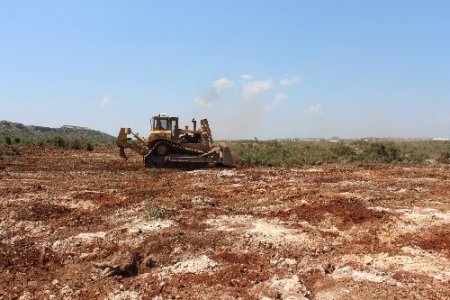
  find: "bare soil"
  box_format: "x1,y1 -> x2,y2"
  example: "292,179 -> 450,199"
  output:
1,148 -> 450,299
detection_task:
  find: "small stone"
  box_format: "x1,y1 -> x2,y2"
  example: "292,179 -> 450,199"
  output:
299,199 -> 308,206
52,240 -> 62,248
51,279 -> 59,286
101,267 -> 111,275
324,263 -> 335,274
284,258 -> 297,265
94,250 -> 139,277
363,255 -> 373,265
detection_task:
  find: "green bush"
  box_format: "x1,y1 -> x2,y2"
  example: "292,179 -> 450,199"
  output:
144,194 -> 165,219
229,139 -> 450,166
438,151 -> 450,164
86,142 -> 94,151
53,136 -> 66,148
147,207 -> 165,219
358,142 -> 401,163
0,145 -> 20,156
70,139 -> 82,150
5,137 -> 11,145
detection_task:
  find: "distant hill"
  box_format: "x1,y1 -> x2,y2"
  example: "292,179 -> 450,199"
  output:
0,121 -> 115,143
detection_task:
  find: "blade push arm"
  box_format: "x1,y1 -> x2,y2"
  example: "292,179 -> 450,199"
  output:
117,128 -> 149,158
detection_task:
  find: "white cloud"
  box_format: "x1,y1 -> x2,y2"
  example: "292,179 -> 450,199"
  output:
241,74 -> 252,80
212,77 -> 235,94
279,75 -> 303,86
99,95 -> 112,108
265,92 -> 288,111
195,97 -> 213,108
274,92 -> 288,105
306,103 -> 323,114
242,79 -> 273,98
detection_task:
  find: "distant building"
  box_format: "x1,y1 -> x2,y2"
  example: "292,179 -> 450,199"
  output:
62,125 -> 89,130
328,137 -> 340,143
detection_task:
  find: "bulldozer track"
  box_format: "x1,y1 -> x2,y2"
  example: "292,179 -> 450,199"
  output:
144,140 -> 209,168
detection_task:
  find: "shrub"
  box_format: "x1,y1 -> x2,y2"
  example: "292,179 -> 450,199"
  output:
144,194 -> 165,219
370,142 -> 400,163
148,167 -> 157,177
437,151 -> 450,164
11,147 -> 20,156
229,139 -> 445,166
331,143 -> 356,162
147,207 -> 165,219
0,145 -> 20,156
350,141 -> 402,163
5,137 -> 11,145
14,137 -> 21,144
71,139 -> 82,150
86,142 -> 94,151
53,136 -> 66,148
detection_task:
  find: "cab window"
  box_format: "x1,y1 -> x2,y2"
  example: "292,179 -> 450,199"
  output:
153,118 -> 169,130
160,119 -> 168,130
171,119 -> 178,138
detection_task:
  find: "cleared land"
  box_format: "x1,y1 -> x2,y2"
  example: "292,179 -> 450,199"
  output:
1,147 -> 450,299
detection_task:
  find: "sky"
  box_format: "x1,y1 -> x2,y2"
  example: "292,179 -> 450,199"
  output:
0,0 -> 449,139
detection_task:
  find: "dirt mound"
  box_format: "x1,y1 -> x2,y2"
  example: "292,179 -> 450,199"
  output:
15,203 -> 72,221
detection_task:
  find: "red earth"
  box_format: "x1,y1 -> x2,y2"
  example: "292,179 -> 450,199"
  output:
1,147 -> 449,299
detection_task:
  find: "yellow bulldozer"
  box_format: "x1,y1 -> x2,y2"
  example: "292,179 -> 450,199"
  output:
117,114 -> 233,168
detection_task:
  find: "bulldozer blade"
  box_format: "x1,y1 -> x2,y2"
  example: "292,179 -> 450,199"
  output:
119,147 -> 128,159
221,146 -> 234,167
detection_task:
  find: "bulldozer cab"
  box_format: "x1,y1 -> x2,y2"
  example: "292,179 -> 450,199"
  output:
151,115 -> 179,139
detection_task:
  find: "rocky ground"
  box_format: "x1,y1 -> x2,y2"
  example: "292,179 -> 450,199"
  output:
1,147 -> 449,299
